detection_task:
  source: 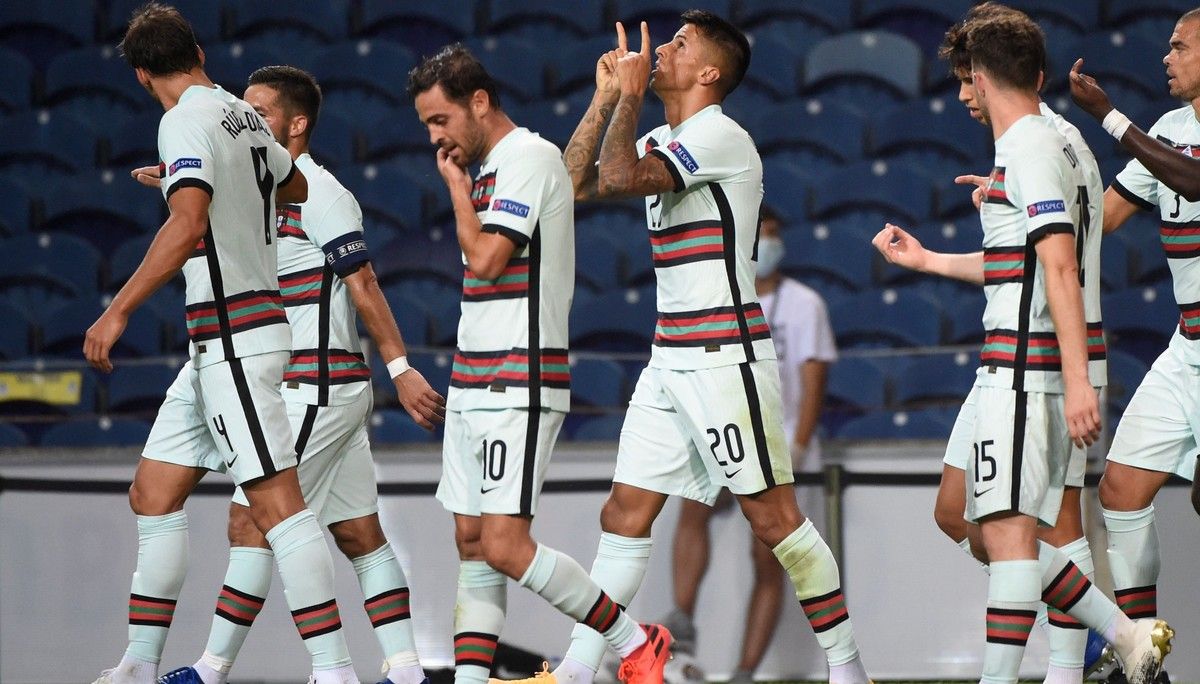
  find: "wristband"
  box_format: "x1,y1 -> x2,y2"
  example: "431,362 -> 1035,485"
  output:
387,356 -> 412,379
1101,108 -> 1132,140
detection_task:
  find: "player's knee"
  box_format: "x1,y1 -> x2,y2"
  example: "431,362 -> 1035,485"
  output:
227,505 -> 267,548
479,534 -> 523,578
128,479 -> 181,516
454,526 -> 484,561
330,520 -> 387,559
748,514 -> 799,550
599,497 -> 653,537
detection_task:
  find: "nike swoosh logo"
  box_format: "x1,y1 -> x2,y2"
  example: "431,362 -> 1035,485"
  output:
724,468 -> 743,478
481,485 -> 501,494
973,487 -> 994,498
224,455 -> 238,469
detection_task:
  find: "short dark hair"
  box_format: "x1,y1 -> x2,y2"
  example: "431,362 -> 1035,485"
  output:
1181,8 -> 1200,24
939,2 -> 1044,80
118,2 -> 201,76
965,10 -> 1045,91
248,65 -> 322,139
406,43 -> 502,110
681,9 -> 750,97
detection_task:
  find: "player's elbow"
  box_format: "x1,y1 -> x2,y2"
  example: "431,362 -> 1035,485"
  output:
277,170 -> 308,205
467,255 -> 506,281
1179,185 -> 1200,203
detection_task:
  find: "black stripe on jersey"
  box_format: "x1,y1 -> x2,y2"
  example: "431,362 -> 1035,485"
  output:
482,223 -> 531,248
711,182 -> 756,362
1111,179 -> 1156,212
280,265 -> 325,308
276,161 -> 297,189
202,222 -> 236,359
317,265 -> 333,406
294,405 -> 318,462
1028,222 -> 1074,243
647,148 -> 685,193
228,357 -> 280,478
1160,219 -> 1200,259
1012,240 -> 1039,392
1010,390 -> 1027,511
166,177 -> 213,200
521,224 -> 542,516
738,362 -> 775,490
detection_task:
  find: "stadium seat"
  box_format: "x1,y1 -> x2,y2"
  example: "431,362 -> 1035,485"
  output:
1006,0 -> 1099,35
576,233 -> 624,293
40,175 -> 162,251
105,111 -> 164,169
831,288 -> 945,349
856,0 -> 974,57
104,0 -> 225,45
463,36 -> 546,104
810,161 -> 933,226
945,291 -> 987,346
549,36 -> 622,97
360,112 -> 434,164
1102,285 -> 1180,364
569,288 -> 656,352
0,367 -> 99,417
1119,213 -> 1171,285
308,40 -> 415,111
1100,232 -> 1132,292
107,364 -> 178,413
307,110 -> 362,170
780,224 -> 876,293
379,287 -> 434,348
738,0 -> 850,32
612,0 -> 734,42
203,42 -> 286,94
1104,0 -> 1194,29
229,0 -> 348,44
40,417 -> 153,447
0,47 -> 33,114
869,98 -> 990,167
342,164 -> 431,234
802,31 -> 924,104
570,358 -> 627,408
1077,31 -> 1167,100
824,357 -> 890,414
834,407 -> 955,439
748,100 -> 864,166
571,413 -> 626,441
0,111 -> 99,177
354,1 -> 476,58
893,353 -> 978,407
411,351 -> 454,397
0,233 -> 102,304
395,280 -> 461,347
740,33 -> 803,100
38,299 -> 164,359
373,233 -> 463,289
370,409 -> 437,444
0,176 -> 33,238
43,47 -> 147,117
486,0 -> 603,39
0,300 -> 32,360
0,422 -> 29,447
0,1 -> 92,68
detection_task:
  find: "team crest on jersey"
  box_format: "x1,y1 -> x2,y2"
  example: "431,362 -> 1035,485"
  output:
1026,199 -> 1065,217
492,198 -> 530,218
667,141 -> 699,173
472,172 -> 497,212
168,157 -> 201,175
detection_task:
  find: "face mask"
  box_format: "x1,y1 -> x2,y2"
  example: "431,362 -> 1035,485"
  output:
756,236 -> 784,278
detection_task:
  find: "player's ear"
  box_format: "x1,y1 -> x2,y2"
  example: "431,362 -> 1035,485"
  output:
196,45 -> 205,67
470,88 -> 491,117
698,64 -> 720,88
290,113 -> 309,140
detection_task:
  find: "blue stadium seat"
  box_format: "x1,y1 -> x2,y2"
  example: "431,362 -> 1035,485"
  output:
1006,0 -> 1099,35
38,299 -> 164,359
486,0 -> 603,38
0,47 -> 32,114
802,31 -> 924,104
876,221 -> 980,287
570,288 -> 656,352
379,287 -> 434,348
1077,31 -> 1166,100
355,1 -> 475,58
360,111 -> 433,164
740,33 -> 803,100
105,111 -> 164,169
570,358 -> 627,408
945,291 -> 987,345
40,175 -> 162,251
0,176 -> 33,238
1121,15 -> 1187,49
40,418 -> 152,447
780,224 -> 876,292
1101,232 -> 1132,292
203,42 -> 286,94
43,47 -> 147,116
831,288 -> 945,349
0,422 -> 29,447
107,364 -> 177,413
1118,213 -> 1170,285
342,164 -> 430,234
0,367 -> 98,417
1104,0 -> 1194,28
463,36 -> 546,104
1038,25 -> 1086,94
834,407 -> 955,439
576,233 -> 624,293
869,98 -> 990,166
0,111 -> 99,176
550,36 -> 622,97
308,40 -> 415,111
0,1 -> 92,68
571,413 -> 626,441
105,0 -> 225,45
856,0 -> 974,57
392,280 -> 460,347
509,98 -> 590,150
373,232 -> 463,290
613,0 -> 734,41
307,111 -> 362,170
0,300 -> 32,360
749,100 -> 864,166
738,0 -> 849,31
229,0 -> 348,44
811,161 -> 933,226
1102,285 -> 1179,364
370,409 -> 437,444
894,353 -> 977,407
0,234 -> 102,304
824,357 -> 889,414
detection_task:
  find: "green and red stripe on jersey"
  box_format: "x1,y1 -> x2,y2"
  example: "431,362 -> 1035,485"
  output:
186,290 -> 287,342
1159,219 -> 1200,259
800,588 -> 850,633
280,266 -> 324,307
455,631 -> 498,669
1042,561 -> 1091,613
986,607 -> 1036,646
583,592 -> 622,634
276,204 -> 307,240
291,599 -> 342,640
1115,585 -> 1157,619
984,167 -> 1012,206
215,585 -> 265,627
471,172 -> 497,213
1087,322 -> 1106,360
650,220 -> 724,268
1178,300 -> 1200,340
450,348 -> 570,390
463,257 -> 529,302
129,593 -> 176,628
981,329 -> 1063,371
983,246 -> 1025,285
285,349 -> 370,385
654,303 -> 771,348
364,587 -> 410,628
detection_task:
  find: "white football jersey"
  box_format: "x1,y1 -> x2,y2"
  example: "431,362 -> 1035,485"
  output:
276,154 -> 370,407
638,105 -> 774,371
978,114 -> 1084,394
1114,104 -> 1200,367
160,85 -> 295,368
450,127 -> 574,412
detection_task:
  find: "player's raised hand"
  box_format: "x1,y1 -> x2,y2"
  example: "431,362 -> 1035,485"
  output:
1069,58 -> 1114,122
955,173 -> 989,211
131,163 -> 162,189
394,367 -> 446,431
435,146 -> 471,195
1064,382 -> 1102,448
83,307 -> 128,373
871,223 -> 929,272
616,21 -> 652,97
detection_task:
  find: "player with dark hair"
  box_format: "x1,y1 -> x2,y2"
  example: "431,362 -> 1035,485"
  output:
504,11 -> 870,684
149,64 -> 444,684
408,43 -> 668,684
86,5 -> 371,684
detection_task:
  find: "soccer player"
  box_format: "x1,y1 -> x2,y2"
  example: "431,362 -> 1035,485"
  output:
521,12 -> 870,684
873,8 -> 1170,684
407,44 -> 668,684
1067,5 -> 1200,668
85,5 -> 360,684
150,66 -> 445,684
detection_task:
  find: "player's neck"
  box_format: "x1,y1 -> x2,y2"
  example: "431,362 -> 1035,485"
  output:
480,112 -> 518,160
662,90 -> 719,129
985,91 -> 1041,140
154,69 -> 215,111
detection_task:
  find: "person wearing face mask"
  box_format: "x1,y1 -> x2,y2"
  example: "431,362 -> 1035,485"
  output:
658,204 -> 837,684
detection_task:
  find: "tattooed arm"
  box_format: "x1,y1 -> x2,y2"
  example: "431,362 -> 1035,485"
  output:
565,88 -> 617,201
